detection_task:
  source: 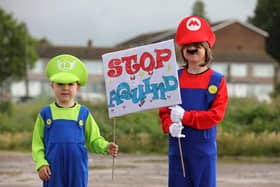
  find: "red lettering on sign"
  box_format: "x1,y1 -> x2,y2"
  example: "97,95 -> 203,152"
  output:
107,59 -> 122,77
107,48 -> 172,78
155,49 -> 171,69
122,55 -> 140,75
140,52 -> 155,72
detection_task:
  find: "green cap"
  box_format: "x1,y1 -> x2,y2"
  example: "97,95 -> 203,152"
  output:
46,54 -> 88,86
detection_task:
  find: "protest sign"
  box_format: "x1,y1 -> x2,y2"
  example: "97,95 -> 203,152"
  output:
102,39 -> 181,118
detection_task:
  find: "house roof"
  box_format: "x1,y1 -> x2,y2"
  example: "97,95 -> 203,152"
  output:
36,44 -> 125,60
114,19 -> 276,64
115,19 -> 269,47
116,30 -> 172,47
213,51 -> 276,63
36,20 -> 276,64
211,19 -> 268,37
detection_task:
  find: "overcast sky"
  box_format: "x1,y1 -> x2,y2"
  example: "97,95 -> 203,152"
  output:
0,0 -> 257,47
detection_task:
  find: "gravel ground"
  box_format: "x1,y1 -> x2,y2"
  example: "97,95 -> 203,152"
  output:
0,151 -> 280,187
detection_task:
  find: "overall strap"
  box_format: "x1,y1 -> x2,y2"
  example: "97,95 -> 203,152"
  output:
41,105 -> 52,145
77,105 -> 89,127
207,71 -> 223,107
178,68 -> 184,78
40,105 -> 52,126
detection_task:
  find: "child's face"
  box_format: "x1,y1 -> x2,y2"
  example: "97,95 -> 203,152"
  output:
182,43 -> 206,65
51,82 -> 80,106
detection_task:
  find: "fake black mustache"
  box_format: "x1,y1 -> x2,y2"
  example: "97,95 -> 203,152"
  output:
187,49 -> 198,54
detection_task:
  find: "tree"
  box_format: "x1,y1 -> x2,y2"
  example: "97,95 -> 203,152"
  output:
191,0 -> 210,23
0,7 -> 37,90
248,0 -> 280,62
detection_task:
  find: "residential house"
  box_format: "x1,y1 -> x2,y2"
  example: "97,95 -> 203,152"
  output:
10,40 -> 124,101
9,19 -> 278,102
116,19 -> 279,102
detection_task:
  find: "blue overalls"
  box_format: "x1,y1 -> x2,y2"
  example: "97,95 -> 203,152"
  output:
168,69 -> 223,187
40,105 -> 89,187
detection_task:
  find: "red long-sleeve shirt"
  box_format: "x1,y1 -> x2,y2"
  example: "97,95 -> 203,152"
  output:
159,68 -> 228,133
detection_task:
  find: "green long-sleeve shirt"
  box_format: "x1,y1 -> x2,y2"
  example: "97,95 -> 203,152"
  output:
32,102 -> 109,170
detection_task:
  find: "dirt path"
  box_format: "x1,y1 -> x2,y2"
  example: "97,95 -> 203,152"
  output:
0,151 -> 279,187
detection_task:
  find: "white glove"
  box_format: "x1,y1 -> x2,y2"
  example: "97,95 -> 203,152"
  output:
169,105 -> 185,123
169,122 -> 185,138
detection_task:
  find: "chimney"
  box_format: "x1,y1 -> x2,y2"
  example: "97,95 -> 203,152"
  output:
87,39 -> 93,47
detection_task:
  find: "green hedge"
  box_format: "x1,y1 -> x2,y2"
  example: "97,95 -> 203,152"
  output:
0,97 -> 280,156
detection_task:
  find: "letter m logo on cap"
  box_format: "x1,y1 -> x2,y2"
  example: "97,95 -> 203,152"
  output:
186,17 -> 201,31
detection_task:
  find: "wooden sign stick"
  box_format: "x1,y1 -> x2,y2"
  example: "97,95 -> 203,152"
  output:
178,137 -> 186,177
112,118 -> 117,180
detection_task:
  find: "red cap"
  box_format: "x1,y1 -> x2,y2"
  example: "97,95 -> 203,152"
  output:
175,16 -> 215,47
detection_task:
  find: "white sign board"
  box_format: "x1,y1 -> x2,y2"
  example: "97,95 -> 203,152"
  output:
102,39 -> 181,118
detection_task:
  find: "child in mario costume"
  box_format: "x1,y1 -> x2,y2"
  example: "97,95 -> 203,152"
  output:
32,54 -> 118,187
159,16 -> 228,187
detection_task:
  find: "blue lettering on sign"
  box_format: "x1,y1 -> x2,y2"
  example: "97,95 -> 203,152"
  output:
108,75 -> 178,107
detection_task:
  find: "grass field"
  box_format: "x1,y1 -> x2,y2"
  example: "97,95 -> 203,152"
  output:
0,97 -> 280,157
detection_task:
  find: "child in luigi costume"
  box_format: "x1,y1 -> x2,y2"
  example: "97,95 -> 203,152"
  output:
159,16 -> 228,187
32,54 -> 118,187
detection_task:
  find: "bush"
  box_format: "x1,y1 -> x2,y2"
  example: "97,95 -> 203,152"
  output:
0,100 -> 12,115
82,101 -> 168,154
217,131 -> 280,157
1,97 -> 280,156
221,98 -> 280,135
